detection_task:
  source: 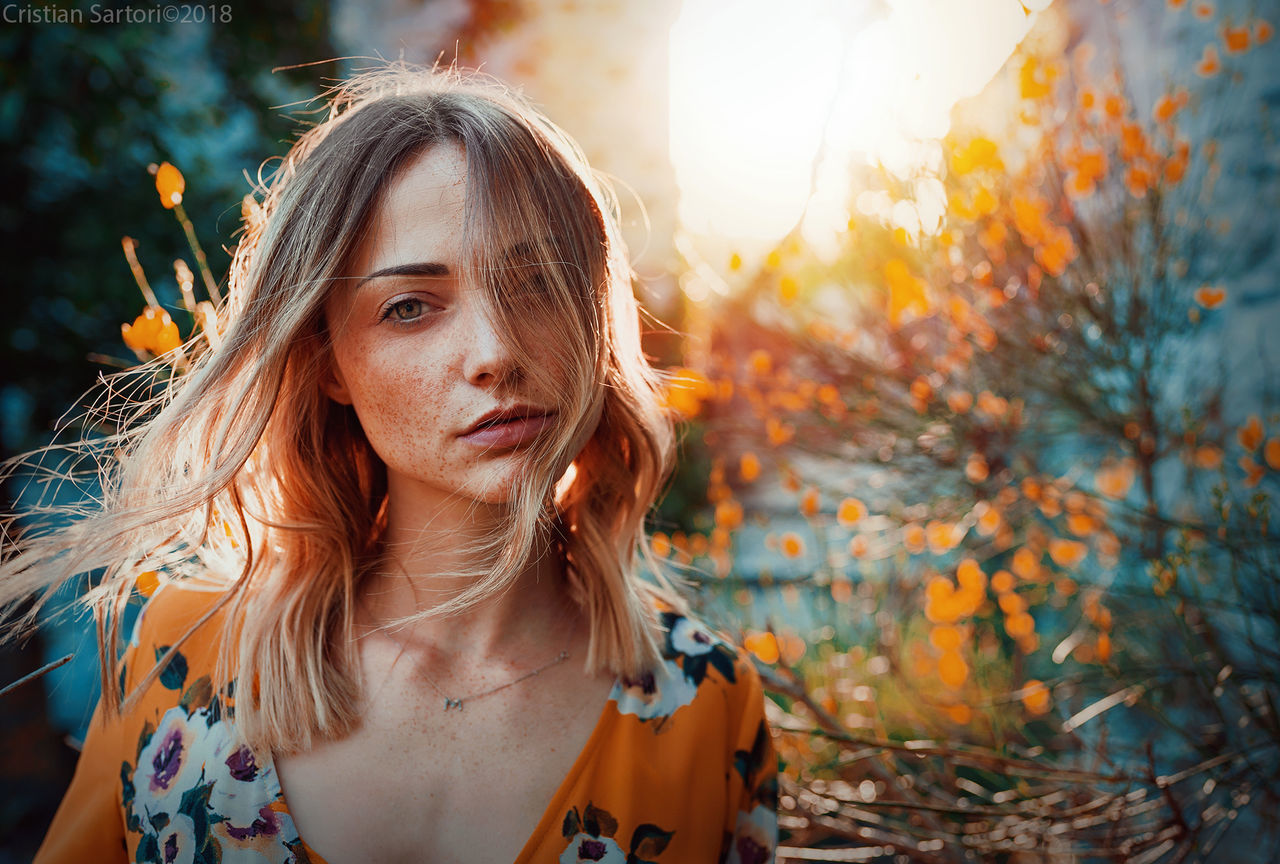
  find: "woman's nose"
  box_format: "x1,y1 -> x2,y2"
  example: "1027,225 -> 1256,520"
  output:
461,295 -> 519,387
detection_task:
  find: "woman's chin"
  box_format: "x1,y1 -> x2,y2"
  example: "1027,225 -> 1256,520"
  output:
459,469 -> 540,508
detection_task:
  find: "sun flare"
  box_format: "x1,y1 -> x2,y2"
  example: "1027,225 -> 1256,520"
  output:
668,0 -> 1047,251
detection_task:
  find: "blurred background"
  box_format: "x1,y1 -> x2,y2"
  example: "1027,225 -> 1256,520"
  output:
2,0 -> 1279,860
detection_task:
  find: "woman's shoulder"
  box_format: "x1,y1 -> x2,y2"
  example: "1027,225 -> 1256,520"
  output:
122,580 -> 237,697
110,583 -> 301,862
659,608 -> 754,687
670,609 -> 767,707
610,604 -> 763,724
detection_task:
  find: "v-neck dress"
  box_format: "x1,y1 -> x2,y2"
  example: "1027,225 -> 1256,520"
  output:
35,583 -> 778,864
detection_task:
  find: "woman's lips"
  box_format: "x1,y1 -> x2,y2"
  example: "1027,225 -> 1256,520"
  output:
459,412 -> 556,448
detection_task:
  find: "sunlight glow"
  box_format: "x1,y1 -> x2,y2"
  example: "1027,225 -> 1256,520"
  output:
669,0 -> 1045,249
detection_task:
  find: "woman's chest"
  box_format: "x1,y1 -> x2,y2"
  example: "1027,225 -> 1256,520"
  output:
273,668 -> 616,863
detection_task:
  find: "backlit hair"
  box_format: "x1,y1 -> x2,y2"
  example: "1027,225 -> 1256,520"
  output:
0,62 -> 682,752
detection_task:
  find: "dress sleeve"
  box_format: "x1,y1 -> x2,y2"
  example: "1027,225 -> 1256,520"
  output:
33,663 -> 131,861
34,589 -> 169,863
721,651 -> 779,864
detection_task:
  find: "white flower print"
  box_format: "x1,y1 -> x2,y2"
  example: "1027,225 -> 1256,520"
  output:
203,725 -> 283,843
559,832 -> 628,864
133,707 -> 203,818
128,704 -> 300,863
669,617 -> 718,657
608,657 -> 700,720
725,804 -> 777,864
152,812 -> 197,864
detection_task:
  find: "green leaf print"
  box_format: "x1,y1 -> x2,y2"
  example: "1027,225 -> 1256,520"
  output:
148,810 -> 170,834
156,645 -> 188,691
136,831 -> 159,863
562,806 -> 582,838
583,801 -> 618,838
136,718 -> 155,759
708,645 -> 738,684
180,674 -> 213,712
734,719 -> 771,787
628,823 -> 675,862
121,760 -> 136,808
178,781 -> 215,846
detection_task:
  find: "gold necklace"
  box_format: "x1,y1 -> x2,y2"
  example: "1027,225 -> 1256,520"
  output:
359,539 -> 576,711
369,616 -> 573,712
425,648 -> 570,711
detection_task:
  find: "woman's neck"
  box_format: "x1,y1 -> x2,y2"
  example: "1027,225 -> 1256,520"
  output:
357,490 -> 574,659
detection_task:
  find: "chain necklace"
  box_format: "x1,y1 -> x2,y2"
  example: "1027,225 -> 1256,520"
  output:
371,617 -> 573,712
360,534 -> 576,712
421,646 -> 570,712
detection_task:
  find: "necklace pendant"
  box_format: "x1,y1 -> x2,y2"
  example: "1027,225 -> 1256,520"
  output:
444,697 -> 463,711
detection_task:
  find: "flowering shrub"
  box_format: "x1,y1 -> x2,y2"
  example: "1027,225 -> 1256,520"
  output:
657,1 -> 1280,858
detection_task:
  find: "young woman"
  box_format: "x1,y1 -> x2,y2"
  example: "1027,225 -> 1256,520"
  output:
6,64 -> 778,863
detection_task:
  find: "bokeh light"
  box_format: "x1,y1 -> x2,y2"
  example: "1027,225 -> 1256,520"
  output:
670,0 -> 1047,250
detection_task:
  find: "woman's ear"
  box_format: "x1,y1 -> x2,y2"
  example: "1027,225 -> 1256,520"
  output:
321,353 -> 354,406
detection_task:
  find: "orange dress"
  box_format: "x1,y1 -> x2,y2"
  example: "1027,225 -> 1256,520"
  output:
36,584 -> 778,863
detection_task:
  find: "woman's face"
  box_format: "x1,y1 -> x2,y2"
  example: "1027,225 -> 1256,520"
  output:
322,143 -> 566,510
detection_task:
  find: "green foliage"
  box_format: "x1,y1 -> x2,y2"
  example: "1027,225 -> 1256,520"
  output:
0,7 -> 337,459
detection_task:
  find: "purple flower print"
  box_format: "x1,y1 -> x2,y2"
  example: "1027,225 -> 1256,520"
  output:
126,703 -> 300,863
225,745 -> 258,781
224,805 -> 280,840
726,804 -> 776,864
735,836 -> 769,864
152,812 -> 197,864
150,726 -> 186,792
669,617 -> 717,657
609,660 -> 699,720
134,708 -> 200,814
620,671 -> 656,695
577,838 -> 607,860
559,832 -> 626,863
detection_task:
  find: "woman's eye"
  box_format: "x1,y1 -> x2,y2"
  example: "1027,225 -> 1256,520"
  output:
381,298 -> 429,323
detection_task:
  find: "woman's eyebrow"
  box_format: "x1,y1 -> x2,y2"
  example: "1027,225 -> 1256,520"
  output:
357,261 -> 451,290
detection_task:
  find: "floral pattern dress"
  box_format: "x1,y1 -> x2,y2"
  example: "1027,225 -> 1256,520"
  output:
36,585 -> 778,864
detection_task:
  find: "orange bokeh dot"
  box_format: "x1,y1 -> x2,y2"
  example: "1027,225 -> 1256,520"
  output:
1006,612 -> 1035,638
929,624 -> 963,652
744,632 -> 779,664
1021,679 -> 1051,715
837,497 -> 867,527
799,487 -> 821,517
136,570 -> 160,597
938,651 -> 969,689
991,569 -> 1015,594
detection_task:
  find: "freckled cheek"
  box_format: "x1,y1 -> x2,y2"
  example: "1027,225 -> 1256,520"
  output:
345,359 -> 455,463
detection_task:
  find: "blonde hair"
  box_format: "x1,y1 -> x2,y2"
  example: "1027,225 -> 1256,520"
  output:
1,63 -> 682,752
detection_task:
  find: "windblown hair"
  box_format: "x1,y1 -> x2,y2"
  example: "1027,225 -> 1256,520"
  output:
0,63 -> 682,752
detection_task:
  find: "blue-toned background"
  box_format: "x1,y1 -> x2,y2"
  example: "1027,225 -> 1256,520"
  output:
3,0 -> 1279,860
